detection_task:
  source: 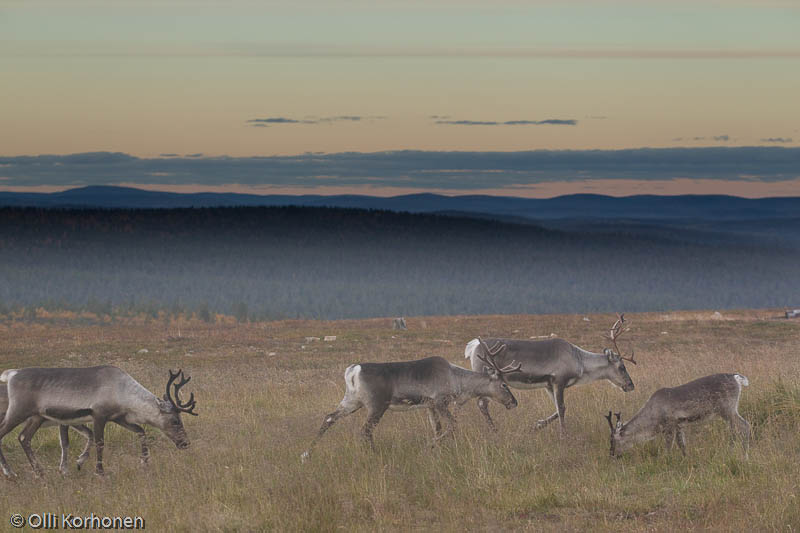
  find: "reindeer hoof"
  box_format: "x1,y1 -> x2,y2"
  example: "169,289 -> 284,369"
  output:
534,420 -> 547,430
300,451 -> 310,463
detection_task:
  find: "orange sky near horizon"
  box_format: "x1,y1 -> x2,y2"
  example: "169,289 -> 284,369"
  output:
2,178 -> 798,199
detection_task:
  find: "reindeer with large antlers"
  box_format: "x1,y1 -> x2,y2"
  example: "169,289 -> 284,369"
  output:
0,367 -> 197,477
466,314 -> 636,434
302,346 -> 520,461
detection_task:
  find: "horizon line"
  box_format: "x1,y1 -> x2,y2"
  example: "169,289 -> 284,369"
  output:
1,183 -> 799,201
4,145 -> 800,159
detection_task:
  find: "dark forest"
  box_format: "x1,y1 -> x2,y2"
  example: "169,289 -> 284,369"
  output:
0,206 -> 796,320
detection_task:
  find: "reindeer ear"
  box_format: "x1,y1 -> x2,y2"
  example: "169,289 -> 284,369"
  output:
605,348 -> 619,362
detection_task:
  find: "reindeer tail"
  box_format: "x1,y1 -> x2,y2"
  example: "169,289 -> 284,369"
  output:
464,338 -> 480,359
0,369 -> 18,383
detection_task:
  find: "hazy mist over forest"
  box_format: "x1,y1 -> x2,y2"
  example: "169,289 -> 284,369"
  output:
0,201 -> 797,321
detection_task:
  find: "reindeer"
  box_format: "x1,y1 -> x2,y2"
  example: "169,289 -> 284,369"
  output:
0,367 -> 197,477
302,343 -> 520,461
466,314 -> 636,433
605,373 -> 750,457
0,382 -> 93,474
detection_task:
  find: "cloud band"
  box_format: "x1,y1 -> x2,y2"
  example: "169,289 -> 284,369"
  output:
1,147 -> 799,189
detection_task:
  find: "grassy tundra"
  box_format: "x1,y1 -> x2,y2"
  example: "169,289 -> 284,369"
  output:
1,310 -> 799,531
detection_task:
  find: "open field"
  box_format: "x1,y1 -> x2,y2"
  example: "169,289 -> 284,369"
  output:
1,309 -> 799,531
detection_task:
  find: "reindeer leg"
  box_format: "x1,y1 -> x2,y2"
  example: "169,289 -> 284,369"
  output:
427,408 -> 443,440
433,403 -> 457,444
92,418 -> 107,476
477,397 -> 497,432
554,383 -> 567,435
361,403 -> 389,451
535,384 -> 560,430
536,412 -> 559,429
0,410 -> 30,478
301,399 -> 362,462
737,416 -> 751,459
58,425 -> 70,474
18,417 -> 46,477
114,420 -> 150,465
72,425 -> 93,470
727,412 -> 751,459
663,425 -> 676,451
675,427 -> 687,456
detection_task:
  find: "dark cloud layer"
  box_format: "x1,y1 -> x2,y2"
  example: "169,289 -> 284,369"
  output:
247,117 -> 310,125
1,148 -> 798,189
246,116 -> 385,127
673,135 -> 733,142
435,119 -> 577,126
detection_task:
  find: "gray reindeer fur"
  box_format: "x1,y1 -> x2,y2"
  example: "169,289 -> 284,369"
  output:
302,353 -> 519,461
607,373 -> 750,457
0,383 -> 93,473
466,336 -> 635,432
0,366 -> 197,477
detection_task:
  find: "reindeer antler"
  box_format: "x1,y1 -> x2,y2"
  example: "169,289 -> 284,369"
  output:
604,313 -> 636,365
166,369 -> 198,416
605,411 -> 623,431
476,337 -> 522,376
604,411 -> 615,431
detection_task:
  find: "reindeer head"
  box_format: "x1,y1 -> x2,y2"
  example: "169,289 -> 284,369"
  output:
476,337 -> 522,409
155,369 -> 197,449
603,314 -> 636,392
604,410 -> 636,456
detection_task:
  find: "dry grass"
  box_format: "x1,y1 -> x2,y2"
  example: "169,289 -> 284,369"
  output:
1,309 -> 799,531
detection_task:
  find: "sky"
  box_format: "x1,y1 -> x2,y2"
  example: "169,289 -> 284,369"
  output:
1,0 -> 799,197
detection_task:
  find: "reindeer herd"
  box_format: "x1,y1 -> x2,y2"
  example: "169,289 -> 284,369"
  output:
0,315 -> 750,479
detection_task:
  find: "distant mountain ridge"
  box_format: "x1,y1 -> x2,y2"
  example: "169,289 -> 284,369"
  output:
1,185 -> 798,221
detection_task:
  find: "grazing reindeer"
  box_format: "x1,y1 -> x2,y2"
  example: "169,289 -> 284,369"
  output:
0,367 -> 197,477
302,345 -> 520,461
605,373 -> 750,457
0,383 -> 93,474
466,315 -> 636,433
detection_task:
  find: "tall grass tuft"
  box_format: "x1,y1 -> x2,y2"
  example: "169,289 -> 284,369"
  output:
742,378 -> 800,438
